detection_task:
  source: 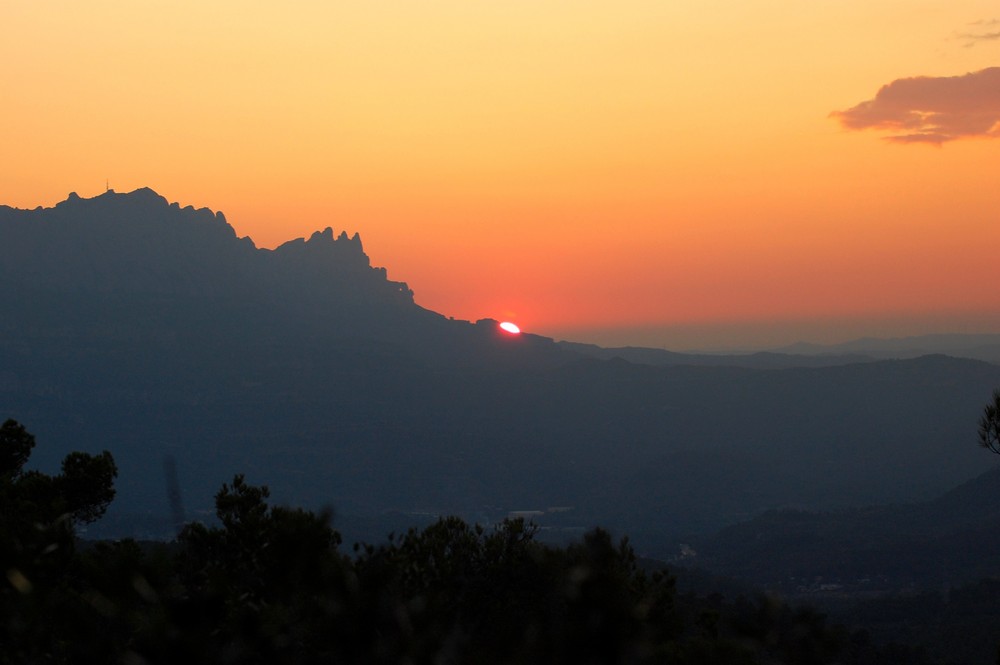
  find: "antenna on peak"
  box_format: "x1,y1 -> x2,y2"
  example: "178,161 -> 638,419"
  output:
106,179 -> 109,193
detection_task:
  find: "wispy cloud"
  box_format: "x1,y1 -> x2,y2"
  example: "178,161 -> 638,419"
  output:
957,18 -> 1000,47
830,67 -> 1000,145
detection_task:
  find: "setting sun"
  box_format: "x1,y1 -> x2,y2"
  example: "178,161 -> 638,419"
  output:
3,1 -> 1000,350
5,3 -> 1000,657
499,321 -> 521,335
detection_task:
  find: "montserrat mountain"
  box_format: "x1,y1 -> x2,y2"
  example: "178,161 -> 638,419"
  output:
0,187 -> 565,376
0,188 -> 413,306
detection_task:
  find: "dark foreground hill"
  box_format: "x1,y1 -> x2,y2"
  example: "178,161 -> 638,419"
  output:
680,467 -> 1000,664
689,464 -> 1000,595
2,189 -> 999,554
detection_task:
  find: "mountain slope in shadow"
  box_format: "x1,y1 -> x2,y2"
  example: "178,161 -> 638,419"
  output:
2,189 -> 999,553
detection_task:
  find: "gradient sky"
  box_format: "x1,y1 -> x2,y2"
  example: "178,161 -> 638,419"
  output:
4,1 -> 1000,349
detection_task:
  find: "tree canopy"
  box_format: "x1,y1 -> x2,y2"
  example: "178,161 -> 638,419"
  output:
0,418 -> 117,529
1,418 -> 117,586
0,422 -> 943,664
978,389 -> 1000,454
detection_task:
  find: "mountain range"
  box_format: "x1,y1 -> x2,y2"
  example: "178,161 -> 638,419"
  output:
2,188 -> 999,558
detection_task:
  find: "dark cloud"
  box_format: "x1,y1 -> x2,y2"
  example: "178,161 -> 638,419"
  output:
958,20 -> 1000,47
830,67 -> 1000,144
961,31 -> 1000,47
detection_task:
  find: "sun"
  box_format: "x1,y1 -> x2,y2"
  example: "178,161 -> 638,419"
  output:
499,321 -> 521,334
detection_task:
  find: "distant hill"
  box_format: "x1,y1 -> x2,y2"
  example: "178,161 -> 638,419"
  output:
562,334 -> 1000,369
558,341 -> 874,369
3,189 -> 1000,555
774,334 -> 1000,364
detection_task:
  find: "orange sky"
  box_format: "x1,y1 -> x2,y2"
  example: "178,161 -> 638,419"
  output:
4,1 -> 1000,349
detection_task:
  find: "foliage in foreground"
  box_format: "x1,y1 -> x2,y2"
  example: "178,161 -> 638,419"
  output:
2,421 -> 938,664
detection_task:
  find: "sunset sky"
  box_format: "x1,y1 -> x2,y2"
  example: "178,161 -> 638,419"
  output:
4,1 -> 1000,349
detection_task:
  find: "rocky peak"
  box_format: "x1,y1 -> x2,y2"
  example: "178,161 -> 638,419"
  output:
0,188 -> 413,306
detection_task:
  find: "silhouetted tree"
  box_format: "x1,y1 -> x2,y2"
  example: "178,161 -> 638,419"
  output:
979,389 -> 1000,454
976,392 -> 1000,665
168,474 -> 347,664
0,419 -> 35,479
0,419 -> 118,560
0,419 -> 119,664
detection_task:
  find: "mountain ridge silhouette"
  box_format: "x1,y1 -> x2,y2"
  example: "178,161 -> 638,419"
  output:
3,188 -> 1000,554
0,188 -> 411,303
0,187 -> 578,371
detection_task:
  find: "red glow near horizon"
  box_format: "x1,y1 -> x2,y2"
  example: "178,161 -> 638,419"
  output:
499,321 -> 521,334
